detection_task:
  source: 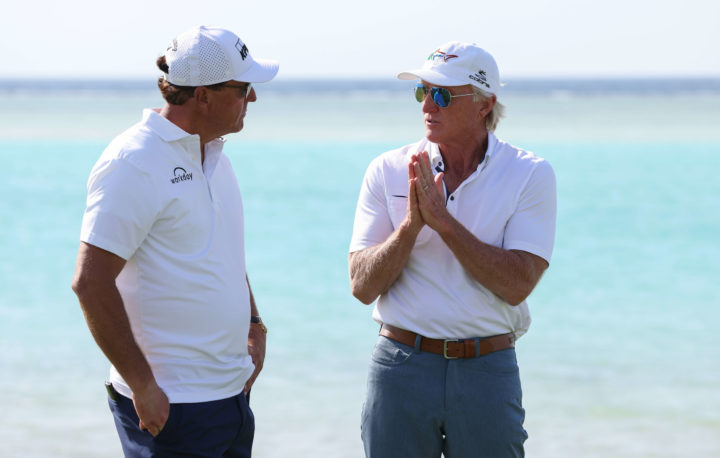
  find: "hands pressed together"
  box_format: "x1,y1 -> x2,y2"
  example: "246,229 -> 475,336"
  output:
406,151 -> 450,235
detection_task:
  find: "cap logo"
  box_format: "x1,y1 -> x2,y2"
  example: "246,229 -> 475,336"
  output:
469,70 -> 490,88
168,39 -> 178,52
235,39 -> 249,60
427,49 -> 458,63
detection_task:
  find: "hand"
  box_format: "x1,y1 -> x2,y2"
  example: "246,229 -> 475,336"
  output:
132,382 -> 169,437
410,151 -> 448,232
404,160 -> 426,236
244,323 -> 267,394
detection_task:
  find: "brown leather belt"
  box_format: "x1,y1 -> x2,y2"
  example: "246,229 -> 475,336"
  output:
379,324 -> 515,359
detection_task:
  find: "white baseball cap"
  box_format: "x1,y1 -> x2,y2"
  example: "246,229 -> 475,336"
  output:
398,42 -> 500,95
164,25 -> 279,86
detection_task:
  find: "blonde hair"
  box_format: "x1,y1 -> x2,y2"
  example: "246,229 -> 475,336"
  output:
472,87 -> 505,132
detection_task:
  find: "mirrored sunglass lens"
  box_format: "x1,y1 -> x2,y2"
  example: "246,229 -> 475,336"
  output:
431,88 -> 451,107
414,85 -> 427,103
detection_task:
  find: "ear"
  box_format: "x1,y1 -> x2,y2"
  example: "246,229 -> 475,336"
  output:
479,94 -> 496,119
193,86 -> 210,108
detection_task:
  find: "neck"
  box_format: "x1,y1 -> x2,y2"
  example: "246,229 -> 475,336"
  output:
160,103 -> 208,163
438,131 -> 490,178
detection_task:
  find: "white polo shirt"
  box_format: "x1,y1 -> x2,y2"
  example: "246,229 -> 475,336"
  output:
81,109 -> 253,403
350,134 -> 556,340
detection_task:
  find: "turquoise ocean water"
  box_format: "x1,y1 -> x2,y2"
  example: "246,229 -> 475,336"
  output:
1,78 -> 719,457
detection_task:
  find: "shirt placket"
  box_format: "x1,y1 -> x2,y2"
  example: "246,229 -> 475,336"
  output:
445,155 -> 491,215
181,137 -> 215,204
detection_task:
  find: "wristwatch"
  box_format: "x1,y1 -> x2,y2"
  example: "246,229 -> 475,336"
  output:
250,316 -> 267,334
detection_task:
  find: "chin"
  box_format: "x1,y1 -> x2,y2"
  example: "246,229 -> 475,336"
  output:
425,127 -> 443,144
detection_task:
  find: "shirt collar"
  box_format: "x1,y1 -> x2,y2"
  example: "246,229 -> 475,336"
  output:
427,141 -> 445,174
423,132 -> 498,174
142,108 -> 226,159
142,108 -> 193,142
482,132 -> 497,170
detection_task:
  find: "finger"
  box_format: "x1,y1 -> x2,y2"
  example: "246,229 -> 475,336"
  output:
151,412 -> 169,437
409,178 -> 420,210
434,172 -> 445,194
410,179 -> 426,223
415,153 -> 436,192
413,173 -> 432,209
408,160 -> 421,198
408,161 -> 414,181
414,162 -> 429,193
419,151 -> 435,186
139,419 -> 159,435
244,373 -> 258,394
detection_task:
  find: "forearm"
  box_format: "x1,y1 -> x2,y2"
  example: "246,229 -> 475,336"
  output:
438,217 -> 545,305
349,218 -> 421,305
244,274 -> 266,393
245,275 -> 265,344
74,281 -> 156,393
72,242 -> 168,435
246,274 -> 259,316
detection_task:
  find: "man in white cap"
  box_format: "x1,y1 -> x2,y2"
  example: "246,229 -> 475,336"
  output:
72,25 -> 278,457
349,42 -> 556,457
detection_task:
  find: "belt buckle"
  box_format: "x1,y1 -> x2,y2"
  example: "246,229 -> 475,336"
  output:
443,339 -> 459,359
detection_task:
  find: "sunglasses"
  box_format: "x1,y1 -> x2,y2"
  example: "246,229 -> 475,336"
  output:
414,83 -> 474,108
219,82 -> 253,98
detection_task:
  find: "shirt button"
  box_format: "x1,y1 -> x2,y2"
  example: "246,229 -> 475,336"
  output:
450,196 -> 455,201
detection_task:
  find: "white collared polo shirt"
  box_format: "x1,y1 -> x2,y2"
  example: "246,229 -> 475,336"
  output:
81,109 -> 253,403
350,134 -> 556,340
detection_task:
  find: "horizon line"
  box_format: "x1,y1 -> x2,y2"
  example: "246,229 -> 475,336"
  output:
1,74 -> 719,82
2,77 -> 719,96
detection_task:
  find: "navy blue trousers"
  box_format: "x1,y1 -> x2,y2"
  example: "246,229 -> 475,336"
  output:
108,385 -> 254,457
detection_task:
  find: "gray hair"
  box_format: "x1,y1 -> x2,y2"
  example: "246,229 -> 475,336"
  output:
472,86 -> 505,132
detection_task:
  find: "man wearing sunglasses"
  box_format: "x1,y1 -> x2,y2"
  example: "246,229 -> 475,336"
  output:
72,26 -> 277,457
349,42 -> 556,457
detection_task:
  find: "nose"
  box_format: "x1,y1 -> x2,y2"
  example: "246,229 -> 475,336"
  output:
247,87 -> 257,102
421,90 -> 438,114
422,95 -> 438,114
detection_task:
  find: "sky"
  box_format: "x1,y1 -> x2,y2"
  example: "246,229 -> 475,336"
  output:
1,0 -> 718,80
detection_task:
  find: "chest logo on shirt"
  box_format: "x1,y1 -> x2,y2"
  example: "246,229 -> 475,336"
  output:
171,167 -> 193,184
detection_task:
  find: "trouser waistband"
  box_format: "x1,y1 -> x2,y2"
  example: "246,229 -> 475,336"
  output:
379,324 -> 515,359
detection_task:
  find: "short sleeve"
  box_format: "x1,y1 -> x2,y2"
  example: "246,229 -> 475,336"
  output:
503,160 -> 557,263
80,157 -> 160,260
349,158 -> 393,253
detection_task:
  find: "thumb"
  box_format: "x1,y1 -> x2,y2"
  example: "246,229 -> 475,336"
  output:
434,172 -> 444,192
244,373 -> 257,394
